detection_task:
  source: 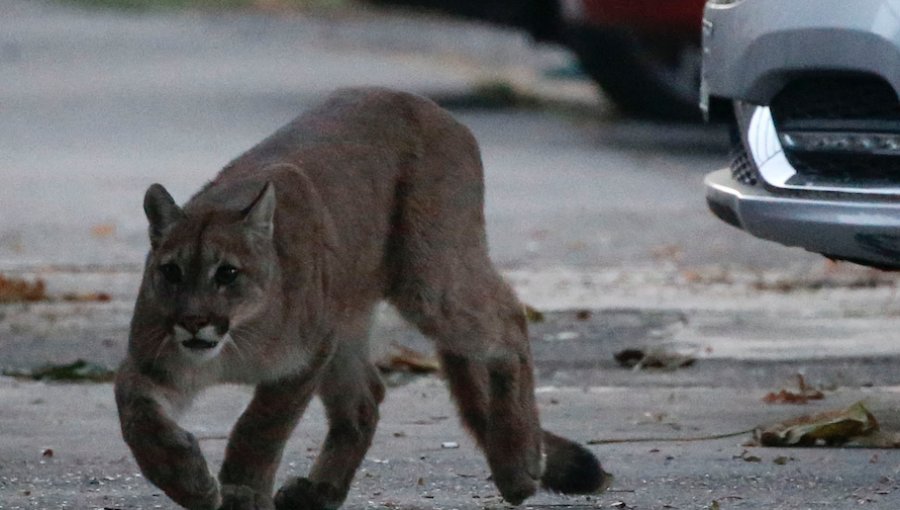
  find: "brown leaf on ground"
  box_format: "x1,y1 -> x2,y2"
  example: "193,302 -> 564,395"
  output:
753,401 -> 900,447
0,274 -> 47,303
90,223 -> 116,238
61,292 -> 112,302
376,343 -> 440,374
763,374 -> 825,404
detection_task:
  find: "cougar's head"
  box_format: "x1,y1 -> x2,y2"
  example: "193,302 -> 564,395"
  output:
141,182 -> 278,363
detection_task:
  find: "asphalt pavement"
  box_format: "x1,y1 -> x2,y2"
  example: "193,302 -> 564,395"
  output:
3,1 -> 900,509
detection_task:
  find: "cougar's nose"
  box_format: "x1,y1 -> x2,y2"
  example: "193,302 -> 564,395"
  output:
179,316 -> 209,335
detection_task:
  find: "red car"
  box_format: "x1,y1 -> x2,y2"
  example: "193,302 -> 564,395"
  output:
561,0 -> 706,120
371,0 -> 707,120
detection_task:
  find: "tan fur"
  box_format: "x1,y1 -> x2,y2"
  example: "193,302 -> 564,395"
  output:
115,88 -> 607,510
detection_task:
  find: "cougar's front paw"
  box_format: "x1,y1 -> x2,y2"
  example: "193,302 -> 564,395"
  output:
274,477 -> 343,510
218,484 -> 275,510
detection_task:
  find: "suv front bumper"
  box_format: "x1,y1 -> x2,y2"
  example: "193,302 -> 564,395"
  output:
705,168 -> 900,269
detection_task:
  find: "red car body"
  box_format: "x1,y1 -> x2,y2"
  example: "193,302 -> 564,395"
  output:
559,0 -> 707,119
569,0 -> 706,34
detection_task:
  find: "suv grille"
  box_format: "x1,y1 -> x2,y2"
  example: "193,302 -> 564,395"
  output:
769,76 -> 900,189
771,76 -> 900,122
730,143 -> 758,186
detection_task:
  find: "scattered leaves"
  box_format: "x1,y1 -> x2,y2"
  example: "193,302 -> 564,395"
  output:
0,273 -> 112,303
61,292 -> 112,302
90,223 -> 116,238
762,375 -> 825,404
753,401 -> 900,447
2,359 -> 115,382
375,343 -> 440,374
614,348 -> 695,371
0,274 -> 46,303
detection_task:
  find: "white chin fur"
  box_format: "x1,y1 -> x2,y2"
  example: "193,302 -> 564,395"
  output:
174,325 -> 225,362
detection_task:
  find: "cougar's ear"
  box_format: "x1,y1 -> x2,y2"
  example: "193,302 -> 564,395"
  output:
242,181 -> 276,239
143,183 -> 183,248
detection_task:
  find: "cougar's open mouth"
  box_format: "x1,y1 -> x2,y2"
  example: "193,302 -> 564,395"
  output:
181,338 -> 219,350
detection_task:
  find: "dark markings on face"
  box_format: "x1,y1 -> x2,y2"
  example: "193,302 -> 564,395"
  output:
150,212 -> 269,333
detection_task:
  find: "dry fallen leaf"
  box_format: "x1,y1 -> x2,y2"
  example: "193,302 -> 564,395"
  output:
375,343 -> 440,374
763,375 -> 825,404
754,401 -> 900,447
61,292 -> 112,303
90,223 -> 116,238
0,274 -> 46,303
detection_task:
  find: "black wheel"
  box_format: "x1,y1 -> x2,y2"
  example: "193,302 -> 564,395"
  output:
565,25 -> 703,122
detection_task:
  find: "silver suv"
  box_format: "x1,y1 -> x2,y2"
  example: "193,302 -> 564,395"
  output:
702,0 -> 900,269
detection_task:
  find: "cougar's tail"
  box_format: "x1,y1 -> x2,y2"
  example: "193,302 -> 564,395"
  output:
540,430 -> 612,494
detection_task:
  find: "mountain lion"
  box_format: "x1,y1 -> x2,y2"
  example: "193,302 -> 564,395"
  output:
115,87 -> 608,510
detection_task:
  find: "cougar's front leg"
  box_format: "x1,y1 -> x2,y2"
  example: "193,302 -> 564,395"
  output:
274,320 -> 384,510
218,369 -> 320,510
115,362 -> 220,510
220,328 -> 342,510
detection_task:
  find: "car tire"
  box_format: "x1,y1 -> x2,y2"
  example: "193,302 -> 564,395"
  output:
565,25 -> 703,122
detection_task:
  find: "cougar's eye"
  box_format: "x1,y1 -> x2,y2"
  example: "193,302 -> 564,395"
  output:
214,265 -> 239,286
159,263 -> 182,284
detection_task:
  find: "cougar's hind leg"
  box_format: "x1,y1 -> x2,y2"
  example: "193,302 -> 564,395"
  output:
383,116 -> 542,503
385,102 -> 605,502
392,264 -> 544,505
275,311 -> 384,510
396,268 -> 609,502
